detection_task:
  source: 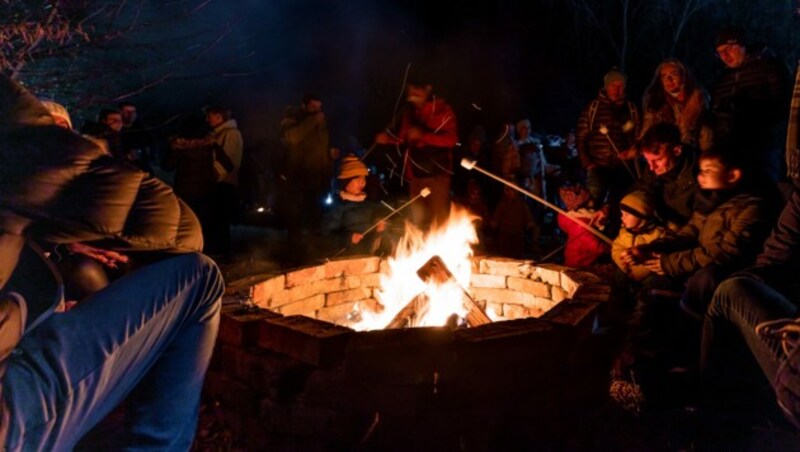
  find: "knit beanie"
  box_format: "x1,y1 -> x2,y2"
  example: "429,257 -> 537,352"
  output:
338,155 -> 368,179
40,100 -> 72,129
603,67 -> 627,89
620,191 -> 654,219
715,25 -> 746,48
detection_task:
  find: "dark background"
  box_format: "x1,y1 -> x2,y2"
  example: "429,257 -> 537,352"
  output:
10,0 -> 800,206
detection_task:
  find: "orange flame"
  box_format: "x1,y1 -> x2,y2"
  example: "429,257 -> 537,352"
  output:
352,205 -> 480,330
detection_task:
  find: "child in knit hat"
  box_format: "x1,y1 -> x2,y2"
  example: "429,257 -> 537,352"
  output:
320,155 -> 386,256
557,180 -> 609,268
611,191 -> 668,281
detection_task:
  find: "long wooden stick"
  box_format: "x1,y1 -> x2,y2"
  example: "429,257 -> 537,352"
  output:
460,159 -> 613,245
326,187 -> 432,261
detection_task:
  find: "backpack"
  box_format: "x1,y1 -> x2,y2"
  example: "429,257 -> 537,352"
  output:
587,99 -> 639,132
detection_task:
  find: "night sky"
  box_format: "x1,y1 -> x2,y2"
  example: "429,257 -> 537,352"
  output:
44,0 -> 798,196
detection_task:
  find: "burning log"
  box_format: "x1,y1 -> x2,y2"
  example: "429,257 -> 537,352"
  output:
386,255 -> 491,329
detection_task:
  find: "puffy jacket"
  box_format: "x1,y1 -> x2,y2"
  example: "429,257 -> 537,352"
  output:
320,196 -> 381,255
611,224 -> 668,281
576,90 -> 640,168
652,191 -> 770,278
558,209 -> 609,268
0,75 -> 202,446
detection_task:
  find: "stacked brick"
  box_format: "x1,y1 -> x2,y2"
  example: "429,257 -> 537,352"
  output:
202,256 -> 612,449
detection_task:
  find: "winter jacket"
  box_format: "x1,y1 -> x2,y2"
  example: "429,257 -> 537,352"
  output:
713,46 -> 791,153
320,195 -> 381,255
634,147 -> 698,227
641,88 -> 714,151
739,190 -> 800,290
612,224 -> 668,281
164,136 -> 233,201
576,90 -> 640,168
649,191 -> 770,278
398,99 -> 458,178
281,106 -> 332,193
210,119 -> 243,186
0,75 -> 202,446
558,208 -> 609,268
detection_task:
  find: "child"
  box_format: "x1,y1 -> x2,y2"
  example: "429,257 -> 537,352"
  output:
557,181 -> 609,268
611,191 -> 667,281
626,148 -> 774,316
320,156 -> 385,256
615,148 -> 774,397
491,182 -> 536,259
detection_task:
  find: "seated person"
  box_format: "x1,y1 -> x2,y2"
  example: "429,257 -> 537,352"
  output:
611,191 -> 668,282
0,75 -> 223,450
557,181 -> 608,268
701,184 -> 800,430
321,156 -> 386,257
616,147 -> 773,397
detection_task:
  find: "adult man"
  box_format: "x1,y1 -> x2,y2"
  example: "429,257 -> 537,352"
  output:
634,123 -> 698,228
118,101 -> 153,173
97,108 -> 125,160
280,94 -> 333,261
376,77 -> 458,228
0,75 -> 223,450
204,105 -> 243,258
712,25 -> 791,181
576,68 -> 640,211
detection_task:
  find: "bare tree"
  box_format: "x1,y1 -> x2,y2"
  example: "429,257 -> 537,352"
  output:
0,0 -> 251,110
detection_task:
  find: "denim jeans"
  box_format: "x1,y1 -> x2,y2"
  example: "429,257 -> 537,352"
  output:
4,253 -> 224,451
701,277 -> 799,405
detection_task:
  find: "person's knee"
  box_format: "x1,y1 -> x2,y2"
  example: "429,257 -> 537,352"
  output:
707,276 -> 752,317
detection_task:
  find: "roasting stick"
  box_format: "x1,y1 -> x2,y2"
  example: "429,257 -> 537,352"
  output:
460,159 -> 613,245
326,187 -> 432,261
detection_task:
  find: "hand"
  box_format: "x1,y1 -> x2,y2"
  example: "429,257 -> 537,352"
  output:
618,147 -> 638,160
589,206 -> 608,228
67,243 -> 129,269
405,126 -> 425,144
375,132 -> 399,145
351,233 -> 364,244
376,221 -> 386,233
643,255 -> 665,275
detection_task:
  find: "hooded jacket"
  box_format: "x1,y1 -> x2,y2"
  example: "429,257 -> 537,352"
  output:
0,75 -> 202,446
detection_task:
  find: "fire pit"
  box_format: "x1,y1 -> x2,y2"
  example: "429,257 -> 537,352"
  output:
204,254 -> 611,449
201,206 -> 613,449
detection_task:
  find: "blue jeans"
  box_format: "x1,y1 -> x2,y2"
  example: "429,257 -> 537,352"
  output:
4,253 -> 224,451
701,277 -> 799,404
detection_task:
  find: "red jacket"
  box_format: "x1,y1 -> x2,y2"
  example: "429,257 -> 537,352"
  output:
558,209 -> 609,268
399,98 -> 458,179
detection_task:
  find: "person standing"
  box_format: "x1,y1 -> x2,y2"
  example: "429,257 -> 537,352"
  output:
376,75 -> 458,229
576,67 -> 640,235
280,94 -> 333,263
204,105 -> 243,258
712,25 -> 791,182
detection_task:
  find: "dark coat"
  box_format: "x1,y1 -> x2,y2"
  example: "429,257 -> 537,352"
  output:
634,147 -> 698,227
0,76 -> 202,446
320,197 -> 381,255
651,191 -> 771,278
576,90 -> 640,168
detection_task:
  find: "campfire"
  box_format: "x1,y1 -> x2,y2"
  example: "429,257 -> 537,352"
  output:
352,205 -> 490,331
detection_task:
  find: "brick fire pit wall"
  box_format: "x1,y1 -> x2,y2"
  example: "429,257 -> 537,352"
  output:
203,257 -> 612,450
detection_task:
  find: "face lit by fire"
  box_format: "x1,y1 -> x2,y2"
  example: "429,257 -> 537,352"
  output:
344,175 -> 367,195
406,83 -> 432,108
304,99 -> 323,114
620,210 -> 646,231
716,44 -> 746,69
102,113 -> 124,132
659,63 -> 684,97
642,143 -> 681,176
606,80 -> 625,102
697,157 -> 741,190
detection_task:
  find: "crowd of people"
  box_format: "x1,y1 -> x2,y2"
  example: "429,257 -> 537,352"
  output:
0,21 -> 798,449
